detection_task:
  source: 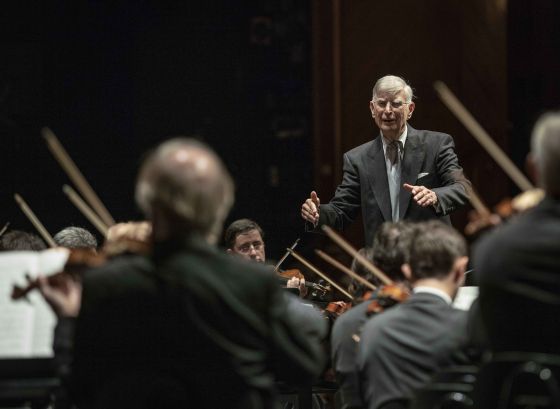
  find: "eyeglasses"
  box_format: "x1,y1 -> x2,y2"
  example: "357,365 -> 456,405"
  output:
372,99 -> 409,110
237,241 -> 264,254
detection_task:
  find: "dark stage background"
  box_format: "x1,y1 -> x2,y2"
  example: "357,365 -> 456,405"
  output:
0,0 -> 313,261
1,0 -> 559,265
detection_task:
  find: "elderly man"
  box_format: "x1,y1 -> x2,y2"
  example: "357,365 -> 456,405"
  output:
301,75 -> 470,246
474,112 -> 560,353
42,139 -> 325,409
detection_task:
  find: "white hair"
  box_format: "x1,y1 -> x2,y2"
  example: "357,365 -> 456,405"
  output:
372,75 -> 414,103
531,112 -> 560,194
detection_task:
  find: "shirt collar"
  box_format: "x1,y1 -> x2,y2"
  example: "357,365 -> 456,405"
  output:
413,286 -> 453,305
381,126 -> 408,150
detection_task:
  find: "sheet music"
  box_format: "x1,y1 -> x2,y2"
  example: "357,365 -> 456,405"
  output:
0,250 -> 69,358
453,286 -> 479,311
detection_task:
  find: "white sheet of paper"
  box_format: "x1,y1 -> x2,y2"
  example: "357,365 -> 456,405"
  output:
453,286 -> 479,311
0,249 -> 69,358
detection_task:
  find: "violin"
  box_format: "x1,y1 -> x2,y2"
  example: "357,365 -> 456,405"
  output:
11,232 -> 152,301
464,188 -> 545,238
276,268 -> 330,298
366,283 -> 410,316
324,300 -> 351,316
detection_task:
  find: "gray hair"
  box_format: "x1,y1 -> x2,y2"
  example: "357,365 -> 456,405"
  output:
372,75 -> 414,103
135,138 -> 234,243
531,112 -> 560,194
54,226 -> 98,249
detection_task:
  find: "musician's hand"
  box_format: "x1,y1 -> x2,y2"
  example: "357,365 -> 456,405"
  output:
301,191 -> 320,226
403,184 -> 438,208
37,274 -> 82,318
287,277 -> 308,298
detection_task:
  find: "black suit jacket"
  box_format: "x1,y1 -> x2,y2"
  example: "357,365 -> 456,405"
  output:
473,196 -> 560,353
357,292 -> 469,409
318,126 -> 470,246
331,297 -> 374,409
71,236 -> 326,409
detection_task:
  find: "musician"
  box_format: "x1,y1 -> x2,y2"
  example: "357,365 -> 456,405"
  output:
357,221 -> 470,409
41,138 -> 326,409
0,229 -> 47,251
54,227 -> 98,251
225,218 -> 307,297
331,221 -> 416,409
474,112 -> 560,353
301,75 -> 471,246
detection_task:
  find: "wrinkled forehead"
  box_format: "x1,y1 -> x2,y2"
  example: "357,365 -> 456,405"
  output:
373,89 -> 408,101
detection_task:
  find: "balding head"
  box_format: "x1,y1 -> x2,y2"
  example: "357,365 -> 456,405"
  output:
531,112 -> 560,197
135,138 -> 234,243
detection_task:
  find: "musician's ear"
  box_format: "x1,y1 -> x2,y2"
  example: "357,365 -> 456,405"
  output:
453,256 -> 469,286
402,263 -> 412,280
526,153 -> 538,185
226,248 -> 233,254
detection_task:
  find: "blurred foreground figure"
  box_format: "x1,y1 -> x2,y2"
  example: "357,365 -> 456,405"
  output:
474,112 -> 560,353
46,138 -> 325,409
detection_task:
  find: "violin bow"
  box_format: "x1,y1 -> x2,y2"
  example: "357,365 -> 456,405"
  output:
434,81 -> 534,192
0,222 -> 9,238
274,238 -> 300,272
42,127 -> 116,227
315,249 -> 377,292
14,194 -> 57,248
287,248 -> 354,301
322,225 -> 393,286
62,185 -> 109,237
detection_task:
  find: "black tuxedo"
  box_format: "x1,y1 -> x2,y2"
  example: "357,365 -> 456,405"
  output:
71,236 -> 326,409
474,196 -> 560,353
318,126 -> 470,245
357,292 -> 470,409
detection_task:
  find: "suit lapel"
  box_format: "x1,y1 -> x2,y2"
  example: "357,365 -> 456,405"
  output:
366,136 -> 392,222
399,127 -> 425,219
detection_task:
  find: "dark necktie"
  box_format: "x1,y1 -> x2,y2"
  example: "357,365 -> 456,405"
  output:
386,140 -> 400,165
386,140 -> 402,221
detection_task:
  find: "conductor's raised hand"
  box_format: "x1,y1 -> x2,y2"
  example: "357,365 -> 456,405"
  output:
403,183 -> 438,208
301,191 -> 320,226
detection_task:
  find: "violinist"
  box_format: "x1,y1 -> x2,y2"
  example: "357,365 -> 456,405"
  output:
40,138 -> 325,409
474,112 -> 560,354
53,226 -> 98,252
331,221 -> 416,409
224,218 -> 308,298
357,221 -> 470,409
0,229 -> 47,251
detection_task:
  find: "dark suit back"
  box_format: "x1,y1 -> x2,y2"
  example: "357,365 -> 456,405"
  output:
357,292 -> 469,409
474,196 -> 560,353
72,236 -> 325,409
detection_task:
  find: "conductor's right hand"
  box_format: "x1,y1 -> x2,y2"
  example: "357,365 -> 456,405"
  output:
301,191 -> 320,226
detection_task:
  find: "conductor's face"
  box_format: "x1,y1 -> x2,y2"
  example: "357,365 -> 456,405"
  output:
229,229 -> 266,263
370,89 -> 415,140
